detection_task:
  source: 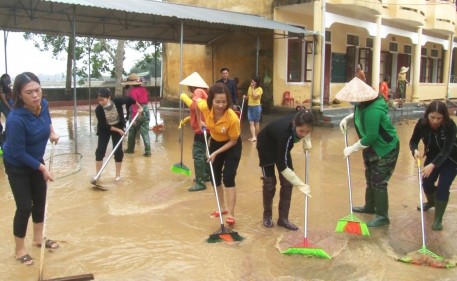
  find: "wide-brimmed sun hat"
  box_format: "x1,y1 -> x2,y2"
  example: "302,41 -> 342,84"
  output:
400,66 -> 409,73
121,73 -> 143,86
335,77 -> 378,102
179,72 -> 209,89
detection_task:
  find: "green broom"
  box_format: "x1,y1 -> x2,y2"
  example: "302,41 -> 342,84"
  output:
335,131 -> 370,236
170,116 -> 191,176
398,159 -> 456,268
282,150 -> 331,258
202,127 -> 243,243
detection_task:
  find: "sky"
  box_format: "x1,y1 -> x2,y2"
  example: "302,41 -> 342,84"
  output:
0,31 -> 147,79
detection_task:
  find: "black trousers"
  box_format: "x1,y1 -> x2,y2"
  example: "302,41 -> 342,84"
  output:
209,137 -> 242,187
95,129 -> 124,162
5,163 -> 47,238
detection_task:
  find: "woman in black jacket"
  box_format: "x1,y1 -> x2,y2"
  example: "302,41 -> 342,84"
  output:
256,109 -> 313,230
409,100 -> 457,230
95,88 -> 142,183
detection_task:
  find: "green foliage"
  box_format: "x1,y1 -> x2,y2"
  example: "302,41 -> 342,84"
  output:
130,43 -> 162,77
22,33 -> 161,85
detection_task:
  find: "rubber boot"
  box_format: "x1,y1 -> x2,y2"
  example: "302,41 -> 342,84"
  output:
262,177 -> 276,228
432,200 -> 448,231
277,176 -> 298,231
140,118 -> 151,157
417,192 -> 435,211
126,128 -> 136,153
188,156 -> 207,192
353,187 -> 376,214
367,189 -> 390,227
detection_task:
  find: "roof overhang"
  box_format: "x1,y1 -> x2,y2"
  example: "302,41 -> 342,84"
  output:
0,0 -> 312,44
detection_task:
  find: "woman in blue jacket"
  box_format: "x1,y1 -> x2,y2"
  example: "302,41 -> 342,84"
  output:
3,72 -> 59,266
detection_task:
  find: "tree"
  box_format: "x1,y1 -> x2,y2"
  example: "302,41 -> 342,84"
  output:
23,34 -> 157,96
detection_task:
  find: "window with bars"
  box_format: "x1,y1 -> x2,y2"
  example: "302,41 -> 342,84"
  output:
347,34 -> 359,46
389,42 -> 398,52
286,38 -> 314,83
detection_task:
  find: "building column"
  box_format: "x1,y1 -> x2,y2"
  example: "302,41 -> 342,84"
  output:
445,34 -> 453,99
371,15 -> 381,92
411,26 -> 422,102
311,0 -> 324,110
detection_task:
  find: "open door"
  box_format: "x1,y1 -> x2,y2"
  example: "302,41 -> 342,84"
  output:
346,46 -> 356,82
359,47 -> 372,85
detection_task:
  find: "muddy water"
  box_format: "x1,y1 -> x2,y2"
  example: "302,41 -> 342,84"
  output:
0,107 -> 456,281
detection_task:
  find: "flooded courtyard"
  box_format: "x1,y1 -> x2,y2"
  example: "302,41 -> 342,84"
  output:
0,106 -> 456,281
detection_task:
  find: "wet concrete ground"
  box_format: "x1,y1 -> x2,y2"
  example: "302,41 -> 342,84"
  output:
0,106 -> 456,281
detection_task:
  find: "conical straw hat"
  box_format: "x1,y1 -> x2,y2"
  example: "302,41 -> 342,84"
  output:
121,73 -> 143,85
335,77 -> 378,102
179,72 -> 209,89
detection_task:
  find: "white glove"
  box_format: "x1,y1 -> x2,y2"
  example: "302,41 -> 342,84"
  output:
297,184 -> 311,196
281,168 -> 311,197
302,134 -> 312,151
414,149 -> 421,159
339,113 -> 354,134
343,140 -> 368,158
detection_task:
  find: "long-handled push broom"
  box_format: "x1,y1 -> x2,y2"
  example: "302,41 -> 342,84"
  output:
170,96 -> 191,176
398,158 -> 456,268
40,143 -> 94,281
202,127 -> 243,243
335,130 -> 370,236
282,150 -> 331,258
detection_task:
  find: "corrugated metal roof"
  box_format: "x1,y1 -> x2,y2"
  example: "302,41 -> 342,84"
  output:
0,0 -> 311,44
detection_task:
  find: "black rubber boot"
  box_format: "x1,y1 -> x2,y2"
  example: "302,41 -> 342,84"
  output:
417,192 -> 435,211
432,200 -> 448,231
367,189 -> 390,227
277,176 -> 298,231
262,177 -> 276,228
353,187 -> 376,214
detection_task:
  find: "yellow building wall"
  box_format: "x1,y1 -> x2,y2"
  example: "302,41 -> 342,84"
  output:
162,0 -> 275,104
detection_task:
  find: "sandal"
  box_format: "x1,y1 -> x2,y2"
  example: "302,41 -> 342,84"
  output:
16,254 -> 34,266
34,239 -> 59,249
226,217 -> 235,225
210,210 -> 228,218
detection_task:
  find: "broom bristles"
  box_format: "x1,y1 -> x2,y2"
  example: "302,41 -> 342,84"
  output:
282,247 -> 331,259
398,246 -> 456,268
207,232 -> 244,243
335,216 -> 370,236
170,163 -> 192,176
282,238 -> 331,259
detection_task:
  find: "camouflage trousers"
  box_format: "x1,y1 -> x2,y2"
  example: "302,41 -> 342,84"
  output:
363,143 -> 399,192
127,105 -> 151,154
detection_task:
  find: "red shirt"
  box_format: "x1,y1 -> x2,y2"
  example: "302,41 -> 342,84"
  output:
379,81 -> 389,101
129,86 -> 149,117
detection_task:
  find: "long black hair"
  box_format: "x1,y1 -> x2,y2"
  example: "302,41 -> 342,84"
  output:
12,72 -> 41,108
422,100 -> 451,128
294,108 -> 314,127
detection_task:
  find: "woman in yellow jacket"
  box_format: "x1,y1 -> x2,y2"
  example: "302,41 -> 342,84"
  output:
181,82 -> 242,225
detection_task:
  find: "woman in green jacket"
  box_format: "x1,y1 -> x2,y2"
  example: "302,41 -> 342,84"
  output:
339,78 -> 399,227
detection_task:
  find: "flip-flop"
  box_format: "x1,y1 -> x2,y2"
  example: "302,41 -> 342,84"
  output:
16,254 -> 34,266
210,210 -> 228,218
34,239 -> 59,249
226,217 -> 235,225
